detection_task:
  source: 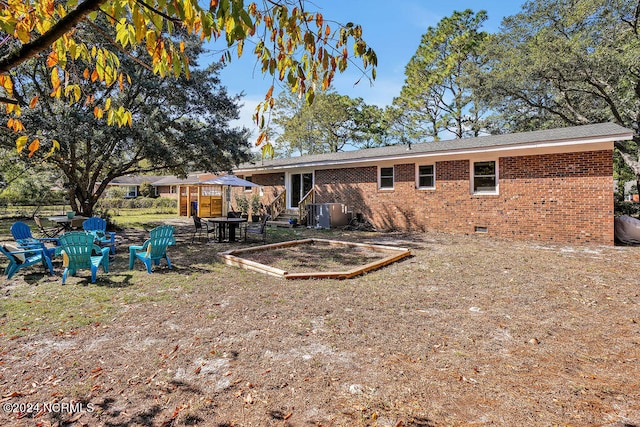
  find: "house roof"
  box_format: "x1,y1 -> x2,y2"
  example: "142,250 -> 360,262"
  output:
235,123 -> 634,172
152,174 -> 203,186
107,175 -> 166,185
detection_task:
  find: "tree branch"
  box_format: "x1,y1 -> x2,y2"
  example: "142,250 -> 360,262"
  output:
0,96 -> 18,105
0,0 -> 109,73
86,20 -> 154,73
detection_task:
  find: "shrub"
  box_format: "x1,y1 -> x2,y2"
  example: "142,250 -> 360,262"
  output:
139,181 -> 157,198
234,194 -> 249,215
615,200 -> 640,218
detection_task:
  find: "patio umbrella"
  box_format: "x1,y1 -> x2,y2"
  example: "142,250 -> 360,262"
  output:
200,175 -> 259,216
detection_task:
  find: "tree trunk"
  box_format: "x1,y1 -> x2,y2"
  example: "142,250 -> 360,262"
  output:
69,186 -> 97,217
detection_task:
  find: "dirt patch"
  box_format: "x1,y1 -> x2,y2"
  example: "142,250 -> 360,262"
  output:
241,241 -> 391,273
1,224 -> 640,426
220,239 -> 411,279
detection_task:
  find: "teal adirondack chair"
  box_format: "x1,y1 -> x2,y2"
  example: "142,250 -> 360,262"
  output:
129,225 -> 175,273
10,221 -> 59,259
57,232 -> 110,284
0,244 -> 54,279
82,217 -> 116,254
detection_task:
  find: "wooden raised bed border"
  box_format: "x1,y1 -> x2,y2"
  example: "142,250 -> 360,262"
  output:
217,238 -> 411,280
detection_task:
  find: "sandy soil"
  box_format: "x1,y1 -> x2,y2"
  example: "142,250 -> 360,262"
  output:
1,224 -> 639,426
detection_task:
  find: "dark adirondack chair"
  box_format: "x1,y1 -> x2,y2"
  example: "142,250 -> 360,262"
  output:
191,215 -> 215,242
33,216 -> 65,237
243,214 -> 270,243
82,217 -> 116,254
129,225 -> 175,273
57,232 -> 110,284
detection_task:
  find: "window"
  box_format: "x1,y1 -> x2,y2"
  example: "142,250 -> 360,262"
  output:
170,185 -> 176,194
125,185 -> 137,198
472,160 -> 498,194
244,176 -> 253,192
379,167 -> 394,189
416,164 -> 435,189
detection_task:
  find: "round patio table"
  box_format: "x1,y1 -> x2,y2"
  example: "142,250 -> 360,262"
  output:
207,217 -> 247,242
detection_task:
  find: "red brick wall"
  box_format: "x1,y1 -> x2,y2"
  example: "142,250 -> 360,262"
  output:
312,150 -> 613,244
243,172 -> 285,206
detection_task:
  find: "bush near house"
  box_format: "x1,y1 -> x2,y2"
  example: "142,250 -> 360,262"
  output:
97,197 -> 177,212
615,200 -> 640,218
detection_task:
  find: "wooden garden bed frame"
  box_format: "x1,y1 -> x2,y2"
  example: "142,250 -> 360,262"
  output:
217,238 -> 411,280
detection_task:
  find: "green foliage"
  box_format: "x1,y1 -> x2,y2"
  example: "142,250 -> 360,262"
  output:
235,193 -> 249,215
0,32 -> 250,217
97,196 -> 177,213
273,89 -> 389,156
139,181 -> 156,198
105,186 -> 126,200
0,0 -> 377,164
475,0 -> 640,180
392,9 -> 489,142
615,201 -> 640,218
0,148 -> 64,205
250,194 -> 262,216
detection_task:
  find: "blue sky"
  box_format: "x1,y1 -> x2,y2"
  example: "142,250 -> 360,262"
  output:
202,1 -> 526,138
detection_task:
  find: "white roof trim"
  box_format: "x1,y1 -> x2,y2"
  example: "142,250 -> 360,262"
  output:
236,132 -> 630,174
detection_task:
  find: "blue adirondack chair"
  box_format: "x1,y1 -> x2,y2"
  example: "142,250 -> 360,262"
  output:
10,221 -> 59,259
129,225 -> 175,273
0,244 -> 54,280
57,232 -> 110,284
82,217 -> 116,254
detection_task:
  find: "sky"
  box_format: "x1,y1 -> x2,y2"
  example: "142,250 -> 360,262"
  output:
201,1 -> 526,141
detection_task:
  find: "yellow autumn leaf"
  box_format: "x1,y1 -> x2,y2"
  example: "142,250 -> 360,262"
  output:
45,139 -> 60,159
105,97 -> 111,111
16,135 -> 28,152
50,67 -> 60,89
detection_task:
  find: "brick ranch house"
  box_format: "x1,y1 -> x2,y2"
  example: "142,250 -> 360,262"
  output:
233,123 -> 634,245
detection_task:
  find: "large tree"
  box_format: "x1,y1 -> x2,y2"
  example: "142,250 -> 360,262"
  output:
392,9 -> 489,143
272,89 -> 388,156
475,0 -> 640,186
0,0 -> 377,156
0,30 -> 250,216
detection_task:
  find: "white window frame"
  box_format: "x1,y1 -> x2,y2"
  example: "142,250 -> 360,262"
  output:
416,164 -> 436,190
170,185 -> 176,194
378,166 -> 394,190
471,159 -> 499,195
244,176 -> 253,192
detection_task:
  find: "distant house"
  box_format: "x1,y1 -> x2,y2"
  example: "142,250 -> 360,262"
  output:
105,173 -> 226,217
151,174 -> 200,200
106,176 -> 165,198
233,123 -> 634,245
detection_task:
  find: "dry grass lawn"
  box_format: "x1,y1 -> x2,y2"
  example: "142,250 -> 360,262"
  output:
1,218 -> 639,426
